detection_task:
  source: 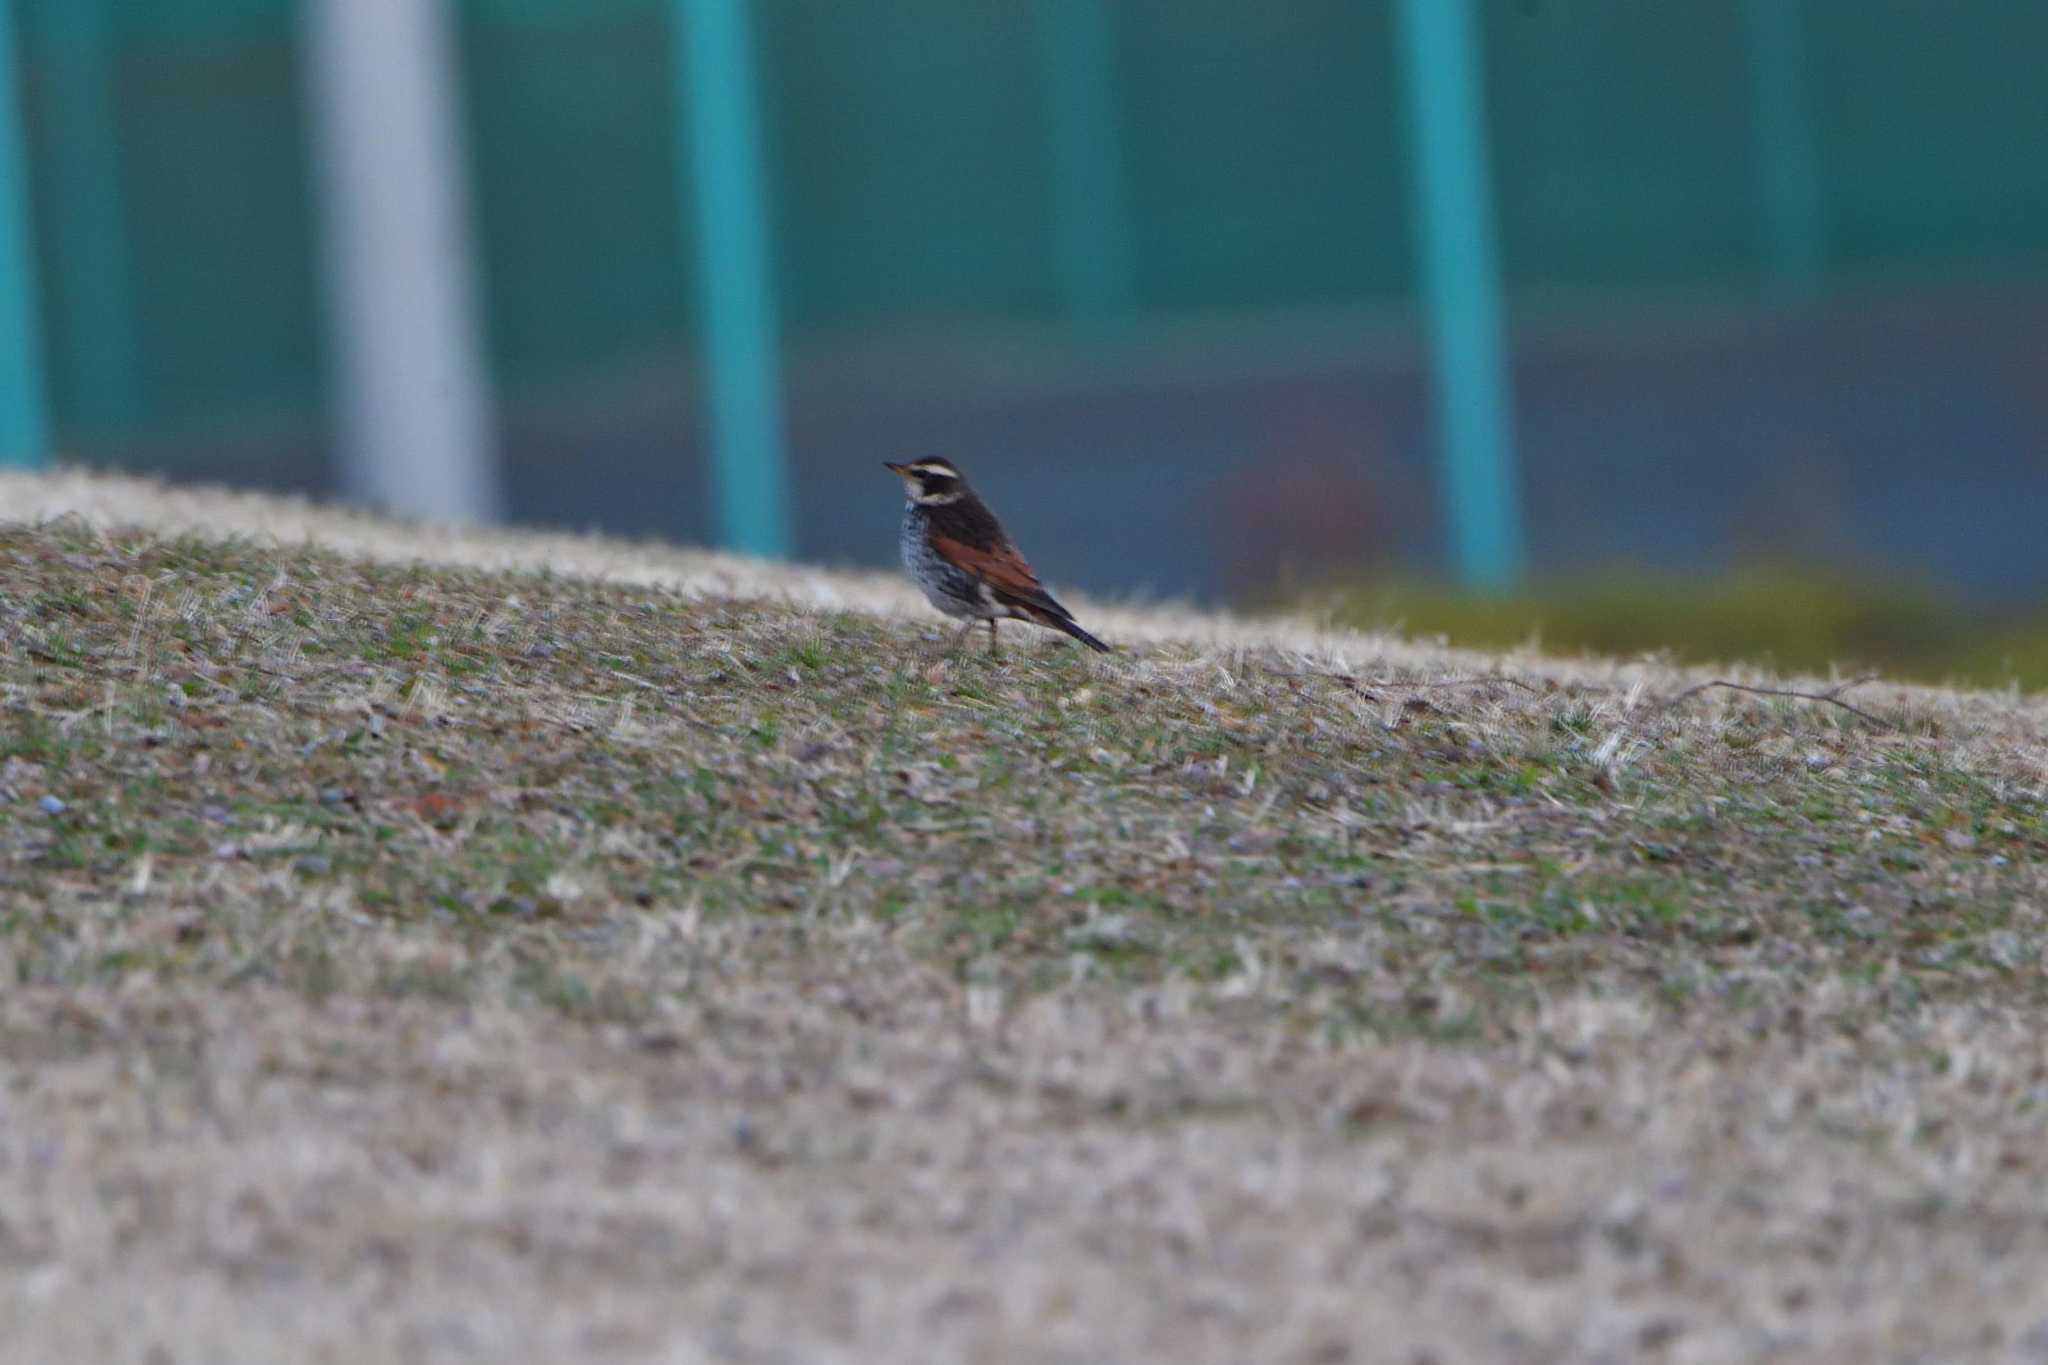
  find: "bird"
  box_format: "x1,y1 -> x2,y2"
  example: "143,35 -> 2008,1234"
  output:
884,457 -> 1110,656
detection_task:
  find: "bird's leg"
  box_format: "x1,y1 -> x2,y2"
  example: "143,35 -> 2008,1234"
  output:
946,620 -> 978,654
986,620 -> 1000,657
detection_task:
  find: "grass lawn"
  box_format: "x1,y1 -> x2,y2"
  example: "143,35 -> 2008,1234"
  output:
1302,567 -> 2048,694
5,473 -> 2048,1362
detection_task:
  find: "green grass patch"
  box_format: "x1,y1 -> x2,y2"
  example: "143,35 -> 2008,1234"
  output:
1300,563 -> 2048,692
0,523 -> 2044,1036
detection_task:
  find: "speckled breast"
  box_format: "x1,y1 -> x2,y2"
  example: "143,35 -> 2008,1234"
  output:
900,504 -> 990,618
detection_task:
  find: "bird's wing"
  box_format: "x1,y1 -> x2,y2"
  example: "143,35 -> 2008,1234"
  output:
930,532 -> 1042,595
930,532 -> 1070,616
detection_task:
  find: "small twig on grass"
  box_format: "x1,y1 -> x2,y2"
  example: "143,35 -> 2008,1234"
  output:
1660,676 -> 1896,730
602,666 -> 665,693
1269,668 -> 1540,698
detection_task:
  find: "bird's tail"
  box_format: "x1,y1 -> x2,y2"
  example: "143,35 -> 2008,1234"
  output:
1003,587 -> 1113,653
1044,611 -> 1112,653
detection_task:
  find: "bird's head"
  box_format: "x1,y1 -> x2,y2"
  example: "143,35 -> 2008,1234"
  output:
883,457 -> 967,505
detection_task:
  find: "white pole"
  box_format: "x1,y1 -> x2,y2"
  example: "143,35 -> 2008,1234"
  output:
301,0 -> 502,524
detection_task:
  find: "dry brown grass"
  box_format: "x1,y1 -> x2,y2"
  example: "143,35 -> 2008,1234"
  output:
5,470 -> 2048,1363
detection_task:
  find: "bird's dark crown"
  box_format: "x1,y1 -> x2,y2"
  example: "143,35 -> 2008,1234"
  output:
884,457 -> 969,504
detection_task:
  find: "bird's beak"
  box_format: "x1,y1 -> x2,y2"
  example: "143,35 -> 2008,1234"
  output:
883,461 -> 909,477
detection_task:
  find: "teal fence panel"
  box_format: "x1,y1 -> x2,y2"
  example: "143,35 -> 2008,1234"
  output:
1811,0 -> 2048,273
458,1 -> 689,381
1119,0 -> 1411,312
0,0 -> 48,467
759,0 -> 1058,332
21,0 -> 318,451
6,0 -> 2048,495
1482,4 -> 1758,291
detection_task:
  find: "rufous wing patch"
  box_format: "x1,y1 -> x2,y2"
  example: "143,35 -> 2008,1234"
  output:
930,533 -> 1044,600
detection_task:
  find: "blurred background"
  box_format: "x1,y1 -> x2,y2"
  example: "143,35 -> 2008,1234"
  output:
2,1 -> 2046,683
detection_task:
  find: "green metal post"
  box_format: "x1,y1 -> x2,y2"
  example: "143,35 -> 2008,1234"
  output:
1395,0 -> 1522,591
1036,0 -> 1134,334
0,0 -> 48,469
670,0 -> 792,558
39,0 -> 142,435
1740,0 -> 1825,293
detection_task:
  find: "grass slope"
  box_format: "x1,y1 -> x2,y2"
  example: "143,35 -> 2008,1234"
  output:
5,484 -> 2048,1362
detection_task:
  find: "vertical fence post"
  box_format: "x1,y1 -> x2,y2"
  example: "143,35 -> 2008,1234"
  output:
1394,0 -> 1523,592
670,0 -> 792,559
0,0 -> 49,470
302,0 -> 503,524
40,0 -> 141,437
1036,0 -> 1134,335
1740,0 -> 1825,294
